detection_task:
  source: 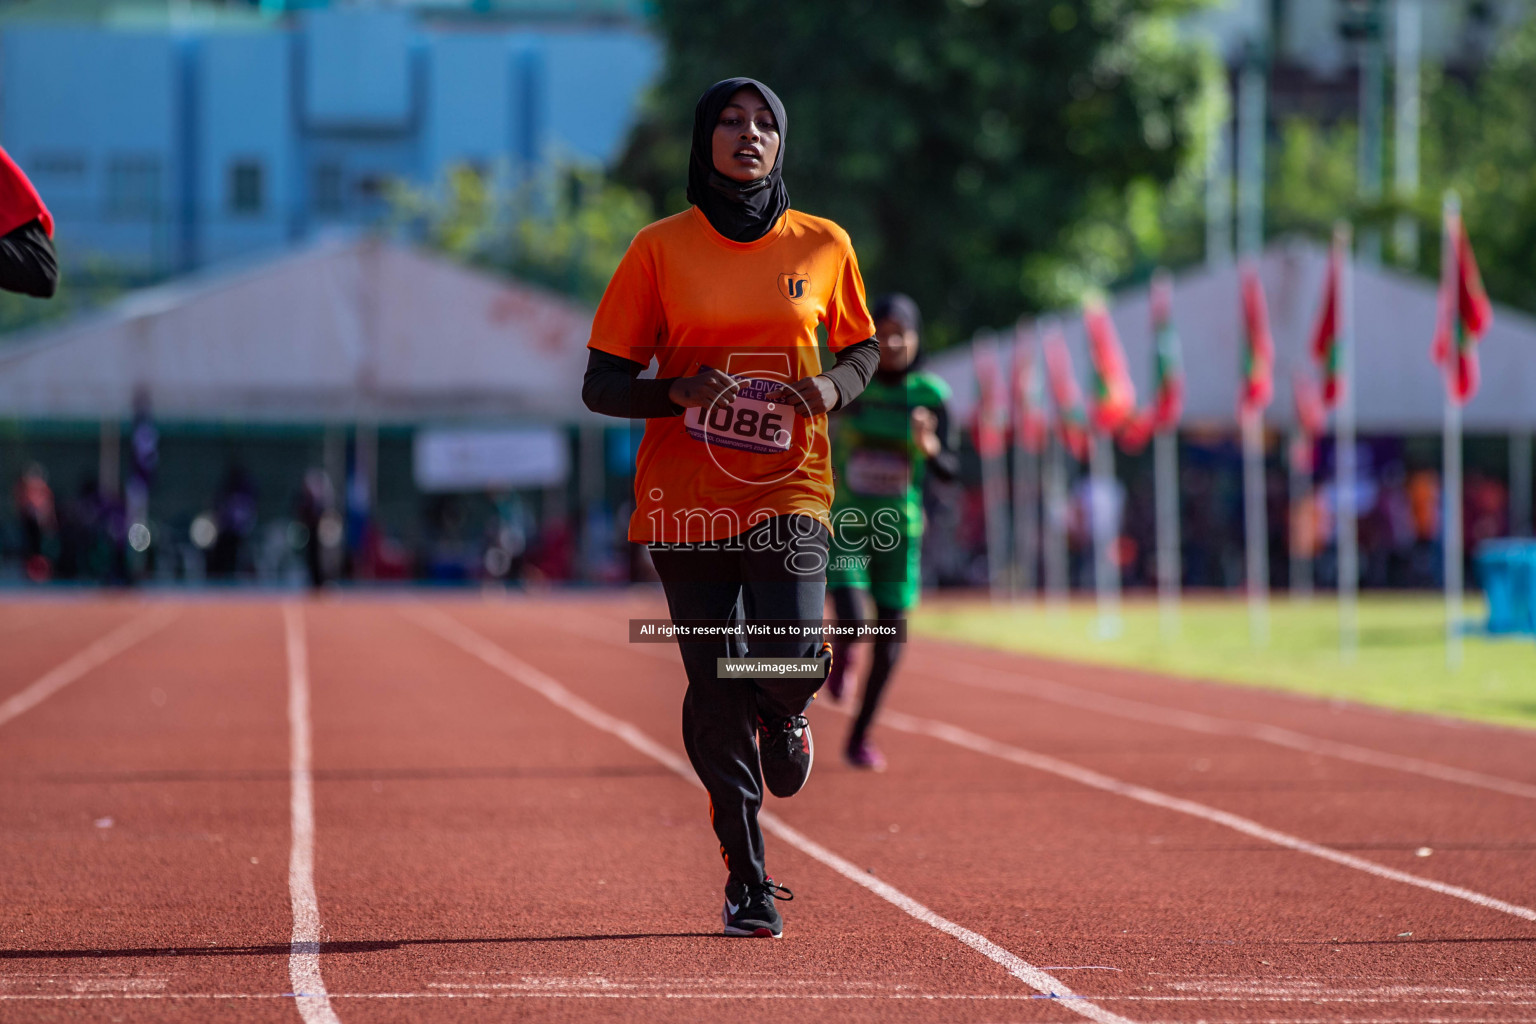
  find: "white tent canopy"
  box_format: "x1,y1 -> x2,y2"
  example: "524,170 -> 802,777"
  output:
0,237 -> 603,424
929,239 -> 1536,433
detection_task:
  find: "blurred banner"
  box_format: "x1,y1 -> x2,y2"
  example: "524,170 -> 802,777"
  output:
413,427 -> 568,493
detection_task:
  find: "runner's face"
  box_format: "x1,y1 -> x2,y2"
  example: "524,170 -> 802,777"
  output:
876,318 -> 918,372
712,88 -> 781,184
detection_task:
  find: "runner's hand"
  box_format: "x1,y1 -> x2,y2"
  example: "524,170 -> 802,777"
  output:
668,369 -> 741,409
764,375 -> 839,415
911,407 -> 941,457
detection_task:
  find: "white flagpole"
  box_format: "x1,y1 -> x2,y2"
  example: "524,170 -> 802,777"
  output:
1243,407 -> 1270,647
1090,431 -> 1122,638
1013,439 -> 1039,598
1337,223 -> 1359,658
1288,430 -> 1313,602
976,336 -> 1009,604
1044,433 -> 1070,612
982,446 -> 1008,604
1442,195 -> 1464,667
1154,425 -> 1181,636
1445,396 -> 1463,666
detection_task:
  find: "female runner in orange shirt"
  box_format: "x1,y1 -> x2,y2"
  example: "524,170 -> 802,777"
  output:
582,77 -> 880,938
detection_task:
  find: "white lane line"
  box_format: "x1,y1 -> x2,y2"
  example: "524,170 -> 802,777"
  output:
535,615 -> 1536,921
541,604 -> 1536,801
0,991 -> 1136,1002
283,605 -> 342,1024
4,993 -> 1536,1013
865,706 -> 1536,923
408,607 -> 1138,1024
916,650 -> 1536,800
0,608 -> 178,729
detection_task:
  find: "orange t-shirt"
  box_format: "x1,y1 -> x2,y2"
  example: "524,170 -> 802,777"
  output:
589,206 -> 875,544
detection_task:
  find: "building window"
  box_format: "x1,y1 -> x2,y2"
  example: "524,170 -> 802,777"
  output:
29,152 -> 87,180
229,160 -> 264,215
106,155 -> 162,218
314,163 -> 344,214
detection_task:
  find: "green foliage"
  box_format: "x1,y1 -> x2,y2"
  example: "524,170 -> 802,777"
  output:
1250,18 -> 1536,317
617,0 -> 1221,348
1267,117 -> 1362,239
1426,22 -> 1536,313
391,164 -> 655,307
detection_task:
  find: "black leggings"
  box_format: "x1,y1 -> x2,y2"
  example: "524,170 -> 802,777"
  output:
649,515 -> 830,886
828,587 -> 906,746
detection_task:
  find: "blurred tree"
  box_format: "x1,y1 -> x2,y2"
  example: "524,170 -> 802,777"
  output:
1266,118 -> 1360,241
617,0 -> 1221,348
1253,17 -> 1536,316
1424,19 -> 1536,313
391,164 -> 654,307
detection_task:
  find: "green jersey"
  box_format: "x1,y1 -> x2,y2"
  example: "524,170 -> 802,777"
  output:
830,370 -> 952,529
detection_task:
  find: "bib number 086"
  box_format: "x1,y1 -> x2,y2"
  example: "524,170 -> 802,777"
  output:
706,403 -> 786,444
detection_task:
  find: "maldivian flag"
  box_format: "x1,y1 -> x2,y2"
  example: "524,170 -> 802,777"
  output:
971,335 -> 1009,459
1240,261 -> 1275,413
1115,408 -> 1157,455
1308,245 -> 1342,407
1010,326 -> 1048,453
1043,327 -> 1090,460
1083,297 -> 1136,433
1149,270 -> 1185,429
1292,368 -> 1328,438
1432,212 -> 1494,404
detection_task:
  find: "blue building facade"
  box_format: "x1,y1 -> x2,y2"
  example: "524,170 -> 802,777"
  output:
0,7 -> 660,272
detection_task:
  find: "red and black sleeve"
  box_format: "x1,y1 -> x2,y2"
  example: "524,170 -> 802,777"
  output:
0,148 -> 59,298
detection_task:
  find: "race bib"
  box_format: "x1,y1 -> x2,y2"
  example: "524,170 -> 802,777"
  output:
684,376 -> 800,455
844,449 -> 911,496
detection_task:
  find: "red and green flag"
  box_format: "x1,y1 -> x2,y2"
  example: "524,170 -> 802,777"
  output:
1292,368 -> 1328,438
971,334 -> 1009,459
1149,270 -> 1184,430
1083,297 -> 1136,433
1010,325 -> 1048,453
1239,261 -> 1275,414
1043,327 -> 1090,461
1308,245 -> 1343,407
1432,211 -> 1494,405
1115,407 -> 1157,455
1289,370 -> 1327,478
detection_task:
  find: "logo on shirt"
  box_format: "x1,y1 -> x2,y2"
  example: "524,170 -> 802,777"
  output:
778,273 -> 809,304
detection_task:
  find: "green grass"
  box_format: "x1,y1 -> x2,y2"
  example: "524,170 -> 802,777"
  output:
912,595 -> 1536,731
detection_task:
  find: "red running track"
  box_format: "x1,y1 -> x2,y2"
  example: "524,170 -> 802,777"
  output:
1,592 -> 1534,1023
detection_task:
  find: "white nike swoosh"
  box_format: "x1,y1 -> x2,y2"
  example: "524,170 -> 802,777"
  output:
725,899 -> 740,915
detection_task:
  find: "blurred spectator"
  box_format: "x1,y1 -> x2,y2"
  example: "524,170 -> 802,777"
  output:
1071,471 -> 1124,589
1466,470 -> 1508,553
423,495 -> 475,582
295,468 -> 336,590
13,463 -> 56,581
525,517 -> 575,584
208,464 -> 258,579
481,492 -> 529,585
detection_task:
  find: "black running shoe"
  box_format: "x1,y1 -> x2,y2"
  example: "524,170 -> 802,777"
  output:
722,877 -> 794,938
758,714 -> 813,798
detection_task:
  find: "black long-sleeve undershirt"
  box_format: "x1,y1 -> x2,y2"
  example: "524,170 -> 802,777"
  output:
582,349 -> 685,419
927,400 -> 960,482
581,336 -> 881,420
819,337 -> 880,411
0,219 -> 58,298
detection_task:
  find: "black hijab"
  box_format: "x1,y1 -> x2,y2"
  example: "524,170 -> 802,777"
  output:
687,77 -> 790,243
871,293 -> 926,381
